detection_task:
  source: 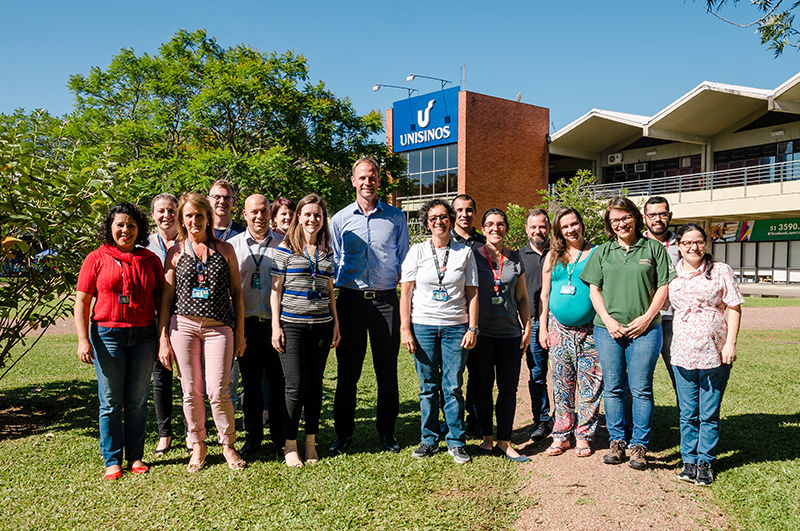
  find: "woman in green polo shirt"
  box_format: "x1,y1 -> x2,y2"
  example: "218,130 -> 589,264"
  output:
580,197 -> 673,471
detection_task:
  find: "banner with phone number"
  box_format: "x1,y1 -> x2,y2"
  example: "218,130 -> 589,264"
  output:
710,218 -> 800,242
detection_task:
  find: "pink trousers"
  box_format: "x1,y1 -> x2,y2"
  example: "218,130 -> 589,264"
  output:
169,315 -> 236,445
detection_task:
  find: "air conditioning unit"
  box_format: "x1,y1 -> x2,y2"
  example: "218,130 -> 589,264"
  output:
608,153 -> 622,165
634,163 -> 648,173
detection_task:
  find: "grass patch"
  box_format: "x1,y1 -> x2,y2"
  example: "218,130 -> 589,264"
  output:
651,330 -> 800,531
0,335 -> 532,531
742,296 -> 800,308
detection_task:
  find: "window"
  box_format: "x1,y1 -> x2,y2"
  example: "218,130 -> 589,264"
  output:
397,144 -> 459,227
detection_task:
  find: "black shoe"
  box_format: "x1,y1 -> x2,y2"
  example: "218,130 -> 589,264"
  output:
530,421 -> 552,442
329,436 -> 352,455
448,446 -> 471,464
695,461 -> 714,486
678,462 -> 697,483
380,433 -> 401,453
411,443 -> 439,458
239,442 -> 261,458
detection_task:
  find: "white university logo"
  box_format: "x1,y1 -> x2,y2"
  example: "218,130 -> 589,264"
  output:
417,99 -> 435,128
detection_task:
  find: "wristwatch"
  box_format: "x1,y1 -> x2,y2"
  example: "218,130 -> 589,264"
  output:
468,327 -> 479,335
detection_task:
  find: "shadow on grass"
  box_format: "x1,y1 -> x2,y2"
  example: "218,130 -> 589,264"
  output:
0,379 -> 97,441
717,412 -> 800,471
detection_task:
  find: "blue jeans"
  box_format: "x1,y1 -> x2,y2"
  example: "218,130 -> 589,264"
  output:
526,319 -> 551,423
91,324 -> 158,467
674,364 -> 731,465
594,323 -> 662,448
412,323 -> 468,447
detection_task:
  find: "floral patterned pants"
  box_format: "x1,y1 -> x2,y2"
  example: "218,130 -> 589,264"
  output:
548,314 -> 604,442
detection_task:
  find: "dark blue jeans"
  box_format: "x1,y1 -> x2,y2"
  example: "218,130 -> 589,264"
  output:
674,364 -> 731,465
91,324 -> 157,467
594,323 -> 662,448
412,323 -> 468,448
526,318 -> 551,423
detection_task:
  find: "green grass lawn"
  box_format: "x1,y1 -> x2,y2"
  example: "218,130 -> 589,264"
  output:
2,330 -> 798,530
650,330 -> 800,531
742,296 -> 800,308
0,336 -> 532,531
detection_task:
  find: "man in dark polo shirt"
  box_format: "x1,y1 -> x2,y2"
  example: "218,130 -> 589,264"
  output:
450,195 -> 485,436
519,208 -> 552,441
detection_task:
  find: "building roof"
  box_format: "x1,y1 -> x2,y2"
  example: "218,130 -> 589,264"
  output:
550,76 -> 798,159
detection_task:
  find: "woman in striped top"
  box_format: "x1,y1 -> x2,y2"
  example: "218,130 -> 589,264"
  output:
271,194 -> 340,467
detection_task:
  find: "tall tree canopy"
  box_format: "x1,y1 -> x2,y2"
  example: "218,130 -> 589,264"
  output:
703,0 -> 800,56
68,29 -> 405,210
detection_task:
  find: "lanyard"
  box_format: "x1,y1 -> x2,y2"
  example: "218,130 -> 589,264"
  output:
429,239 -> 450,288
112,258 -> 129,294
304,246 -> 319,290
219,220 -> 233,241
247,236 -> 269,270
156,234 -> 175,260
482,246 -> 505,294
566,242 -> 587,285
186,241 -> 207,283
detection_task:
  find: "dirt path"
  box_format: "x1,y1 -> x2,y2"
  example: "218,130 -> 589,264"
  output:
507,305 -> 800,531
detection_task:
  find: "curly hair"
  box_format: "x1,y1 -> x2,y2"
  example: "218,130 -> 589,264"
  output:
418,199 -> 455,232
97,202 -> 151,248
603,197 -> 644,240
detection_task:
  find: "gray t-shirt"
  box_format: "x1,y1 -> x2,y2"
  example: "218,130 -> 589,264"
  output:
474,245 -> 526,338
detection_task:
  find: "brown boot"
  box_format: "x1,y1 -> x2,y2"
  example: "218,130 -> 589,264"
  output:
603,440 -> 626,465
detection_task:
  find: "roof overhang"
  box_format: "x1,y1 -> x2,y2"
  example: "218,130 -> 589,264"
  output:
769,71 -> 800,114
549,110 -> 647,160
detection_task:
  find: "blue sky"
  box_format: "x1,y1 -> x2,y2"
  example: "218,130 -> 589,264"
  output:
3,0 -> 800,133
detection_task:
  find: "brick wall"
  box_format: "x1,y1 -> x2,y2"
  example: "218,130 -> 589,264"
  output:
459,91 -> 549,219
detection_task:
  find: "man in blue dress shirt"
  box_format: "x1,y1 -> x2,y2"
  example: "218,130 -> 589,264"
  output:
329,157 -> 410,454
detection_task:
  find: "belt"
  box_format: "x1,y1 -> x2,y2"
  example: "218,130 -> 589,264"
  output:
339,287 -> 395,300
245,316 -> 271,323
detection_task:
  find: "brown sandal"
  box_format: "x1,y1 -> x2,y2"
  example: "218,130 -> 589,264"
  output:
575,444 -> 593,457
546,441 -> 571,456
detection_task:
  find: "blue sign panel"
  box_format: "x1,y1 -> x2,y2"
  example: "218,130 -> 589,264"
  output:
392,87 -> 459,153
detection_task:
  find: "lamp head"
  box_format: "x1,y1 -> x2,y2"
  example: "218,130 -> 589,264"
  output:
406,74 -> 416,82
372,84 -> 381,92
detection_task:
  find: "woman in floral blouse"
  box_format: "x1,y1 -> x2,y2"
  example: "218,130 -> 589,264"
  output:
668,223 -> 744,487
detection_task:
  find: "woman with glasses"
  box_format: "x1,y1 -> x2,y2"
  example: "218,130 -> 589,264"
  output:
580,197 -> 674,470
669,223 -> 743,486
472,208 -> 531,462
400,199 -> 479,464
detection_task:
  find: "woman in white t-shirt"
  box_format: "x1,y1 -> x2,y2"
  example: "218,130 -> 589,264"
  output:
400,199 -> 479,464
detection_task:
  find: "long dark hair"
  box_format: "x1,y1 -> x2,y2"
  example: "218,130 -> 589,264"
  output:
98,202 -> 150,248
549,207 -> 586,270
676,223 -> 714,280
603,196 -> 644,240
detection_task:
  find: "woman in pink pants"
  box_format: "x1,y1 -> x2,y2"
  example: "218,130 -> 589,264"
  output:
158,192 -> 246,472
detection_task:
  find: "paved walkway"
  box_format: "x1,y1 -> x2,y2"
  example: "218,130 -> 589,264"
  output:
738,283 -> 800,298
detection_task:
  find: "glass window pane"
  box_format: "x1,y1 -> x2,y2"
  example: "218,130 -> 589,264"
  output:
448,171 -> 458,194
448,144 -> 458,169
743,242 -> 757,268
775,241 -> 788,267
727,243 -> 741,267
408,151 -> 420,174
712,242 -> 726,264
435,171 -> 448,195
421,172 -> 434,196
434,146 -> 447,170
790,241 -> 800,267
421,149 -> 433,172
758,242 -> 773,268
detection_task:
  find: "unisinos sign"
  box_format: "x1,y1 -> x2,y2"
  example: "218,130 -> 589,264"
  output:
392,87 -> 459,153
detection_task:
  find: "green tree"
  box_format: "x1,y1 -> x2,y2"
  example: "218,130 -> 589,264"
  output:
702,0 -> 800,56
0,110 -> 117,380
67,29 -> 407,212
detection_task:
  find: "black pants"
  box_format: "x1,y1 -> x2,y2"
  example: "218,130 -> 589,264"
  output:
471,335 -> 523,441
152,359 -> 175,438
334,288 -> 400,438
239,317 -> 285,448
280,321 -> 333,440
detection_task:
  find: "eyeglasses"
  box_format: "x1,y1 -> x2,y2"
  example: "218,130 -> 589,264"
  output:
679,240 -> 706,249
428,215 -> 450,223
645,211 -> 670,220
209,194 -> 233,203
609,215 -> 634,228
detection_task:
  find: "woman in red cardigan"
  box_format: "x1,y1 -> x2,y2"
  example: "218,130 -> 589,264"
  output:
74,202 -> 164,480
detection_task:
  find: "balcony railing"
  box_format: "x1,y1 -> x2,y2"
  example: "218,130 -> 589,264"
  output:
554,159 -> 800,199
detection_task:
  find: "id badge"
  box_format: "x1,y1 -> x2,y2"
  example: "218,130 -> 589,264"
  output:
118,294 -> 130,305
251,272 -> 261,289
191,287 -> 210,300
560,284 -> 577,295
491,296 -> 504,306
432,288 -> 449,302
307,289 -> 322,300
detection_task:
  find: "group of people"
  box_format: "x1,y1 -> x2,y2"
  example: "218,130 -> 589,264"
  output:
75,157 -> 742,487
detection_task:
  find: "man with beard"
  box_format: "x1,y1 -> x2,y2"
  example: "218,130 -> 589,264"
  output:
643,196 -> 681,393
519,209 -> 552,441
